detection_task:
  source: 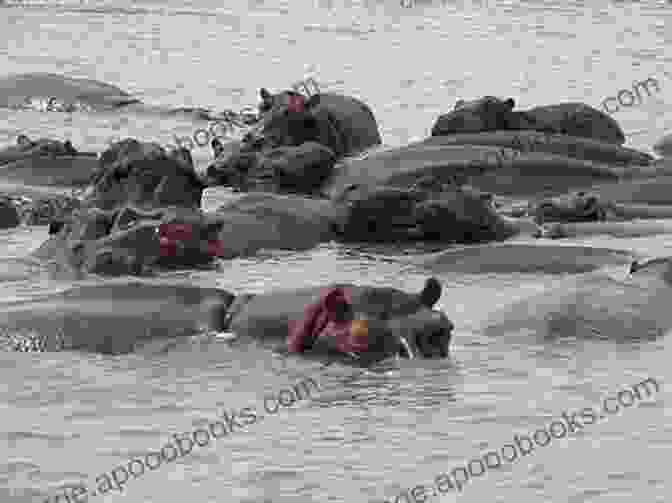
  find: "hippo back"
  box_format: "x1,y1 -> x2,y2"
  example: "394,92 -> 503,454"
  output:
0,73 -> 139,110
484,258 -> 672,341
431,96 -> 515,136
309,92 -> 382,157
510,103 -> 626,145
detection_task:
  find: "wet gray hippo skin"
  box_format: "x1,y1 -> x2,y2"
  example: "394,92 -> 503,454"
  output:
418,243 -> 636,275
213,277 -> 453,364
207,88 -> 381,187
331,183 -> 519,244
254,88 -> 382,157
483,256 -> 672,341
32,139 -> 343,277
0,135 -> 99,187
0,73 -> 219,119
431,96 -> 626,145
2,278 -> 454,365
0,283 -> 235,354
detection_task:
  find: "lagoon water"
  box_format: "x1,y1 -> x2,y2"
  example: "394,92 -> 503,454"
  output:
0,1 -> 671,501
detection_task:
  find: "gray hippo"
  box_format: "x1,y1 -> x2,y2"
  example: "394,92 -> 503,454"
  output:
1,278 -> 453,365
207,88 -> 381,185
483,256 -> 672,341
530,175 -> 672,238
0,135 -> 99,186
0,73 -> 224,120
254,87 -> 382,157
431,96 -> 626,145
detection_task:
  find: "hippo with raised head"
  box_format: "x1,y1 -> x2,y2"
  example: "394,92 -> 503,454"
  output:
431,96 -> 626,145
483,256 -> 672,341
207,88 -> 381,187
1,278 -> 454,365
0,73 -> 224,120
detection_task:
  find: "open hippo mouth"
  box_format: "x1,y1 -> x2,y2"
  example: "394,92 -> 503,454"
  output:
287,278 -> 454,362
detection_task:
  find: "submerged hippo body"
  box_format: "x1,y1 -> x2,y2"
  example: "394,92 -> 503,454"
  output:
229,278 -> 452,364
431,96 -> 626,145
0,283 -> 236,353
484,257 -> 672,341
531,177 -> 672,238
0,73 -> 219,120
2,279 -> 454,364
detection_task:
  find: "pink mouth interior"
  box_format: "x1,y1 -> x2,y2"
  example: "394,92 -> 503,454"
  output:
287,288 -> 369,354
157,223 -> 225,258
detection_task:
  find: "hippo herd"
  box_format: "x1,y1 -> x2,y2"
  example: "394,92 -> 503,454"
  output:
2,73 -> 672,363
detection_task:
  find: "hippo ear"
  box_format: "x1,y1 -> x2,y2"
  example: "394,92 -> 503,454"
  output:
419,277 -> 442,308
16,134 -> 31,147
505,98 -> 515,109
260,88 -> 272,101
454,99 -> 465,110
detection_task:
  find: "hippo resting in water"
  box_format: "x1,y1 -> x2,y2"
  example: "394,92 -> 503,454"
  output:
207,88 -> 382,186
431,96 -> 626,145
34,136 -> 668,278
0,135 -> 99,186
525,171 -> 672,238
484,256 -> 672,341
33,137 -> 541,277
0,73 -> 225,120
2,278 -> 453,365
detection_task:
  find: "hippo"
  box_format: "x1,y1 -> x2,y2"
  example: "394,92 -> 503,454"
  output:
0,135 -> 99,187
254,88 -> 382,157
483,256 -> 672,341
431,96 -> 626,145
0,73 -> 224,120
1,278 -> 454,365
531,176 -> 672,238
207,88 -> 381,186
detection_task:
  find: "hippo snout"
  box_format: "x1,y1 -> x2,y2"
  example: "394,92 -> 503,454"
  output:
390,310 -> 453,360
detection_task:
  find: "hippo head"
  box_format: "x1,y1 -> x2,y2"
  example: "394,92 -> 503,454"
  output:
309,278 -> 454,363
333,184 -> 512,244
431,96 -> 515,136
533,191 -> 607,224
244,88 -> 322,150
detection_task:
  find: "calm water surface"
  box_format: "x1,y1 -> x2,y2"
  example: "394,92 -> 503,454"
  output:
0,1 -> 671,501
